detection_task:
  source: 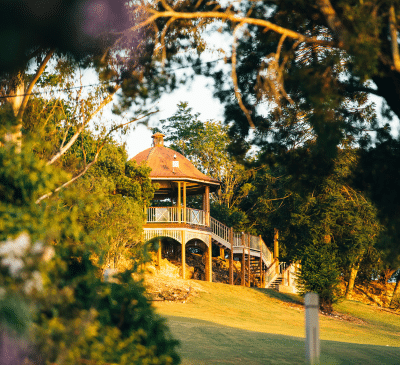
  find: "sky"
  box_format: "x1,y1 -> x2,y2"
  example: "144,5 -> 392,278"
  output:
117,75 -> 226,159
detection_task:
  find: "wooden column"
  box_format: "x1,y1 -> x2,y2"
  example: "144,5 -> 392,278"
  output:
183,182 -> 187,223
206,236 -> 212,282
177,181 -> 181,223
219,247 -> 224,259
259,235 -> 263,288
157,238 -> 162,270
241,232 -> 245,286
181,230 -> 186,279
229,227 -> 234,285
274,228 -> 279,275
203,185 -> 210,226
246,235 -> 251,287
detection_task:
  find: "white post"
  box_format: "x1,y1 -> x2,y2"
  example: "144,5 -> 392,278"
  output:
305,292 -> 320,364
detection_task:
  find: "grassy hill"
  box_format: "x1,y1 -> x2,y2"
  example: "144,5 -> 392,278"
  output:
153,280 -> 400,365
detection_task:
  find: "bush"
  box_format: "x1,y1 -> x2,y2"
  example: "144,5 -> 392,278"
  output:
296,244 -> 341,313
0,148 -> 180,364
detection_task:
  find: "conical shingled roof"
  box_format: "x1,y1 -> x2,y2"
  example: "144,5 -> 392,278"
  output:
131,134 -> 220,188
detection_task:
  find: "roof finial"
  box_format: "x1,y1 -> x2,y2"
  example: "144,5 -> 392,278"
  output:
151,132 -> 165,147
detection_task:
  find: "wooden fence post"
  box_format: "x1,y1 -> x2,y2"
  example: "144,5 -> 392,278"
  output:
246,235 -> 251,287
229,227 -> 234,285
305,292 -> 320,365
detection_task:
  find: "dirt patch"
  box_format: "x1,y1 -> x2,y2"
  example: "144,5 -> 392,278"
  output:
340,280 -> 398,310
143,257 -> 206,302
320,310 -> 367,324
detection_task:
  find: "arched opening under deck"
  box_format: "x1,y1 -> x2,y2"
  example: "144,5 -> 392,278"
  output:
146,234 -> 213,282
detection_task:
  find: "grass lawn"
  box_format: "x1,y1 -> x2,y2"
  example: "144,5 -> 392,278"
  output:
154,281 -> 400,364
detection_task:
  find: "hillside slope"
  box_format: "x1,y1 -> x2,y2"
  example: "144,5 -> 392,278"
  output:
148,278 -> 400,365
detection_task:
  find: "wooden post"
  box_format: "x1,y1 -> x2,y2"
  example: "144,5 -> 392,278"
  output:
246,235 -> 251,287
183,182 -> 187,223
305,292 -> 320,365
259,235 -> 263,288
219,247 -> 224,259
181,230 -> 186,279
206,236 -> 212,282
274,228 -> 279,275
157,238 -> 162,270
241,232 -> 245,286
177,181 -> 181,223
204,185 -> 210,226
274,228 -> 279,259
229,227 -> 234,285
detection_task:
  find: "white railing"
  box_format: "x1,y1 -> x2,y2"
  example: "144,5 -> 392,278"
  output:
282,263 -> 299,287
147,207 -> 274,268
233,232 -> 242,247
211,217 -> 230,243
147,207 -> 207,226
186,208 -> 205,226
262,244 -> 272,263
147,207 -> 179,223
249,235 -> 261,251
265,259 -> 279,288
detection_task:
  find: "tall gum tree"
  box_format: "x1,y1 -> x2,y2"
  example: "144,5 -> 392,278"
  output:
127,0 -> 400,301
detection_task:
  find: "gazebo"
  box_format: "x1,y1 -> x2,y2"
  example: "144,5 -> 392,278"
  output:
131,133 -> 293,290
132,132 -> 220,281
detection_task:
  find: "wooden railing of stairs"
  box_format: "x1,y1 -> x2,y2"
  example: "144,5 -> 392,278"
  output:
144,207 -> 298,289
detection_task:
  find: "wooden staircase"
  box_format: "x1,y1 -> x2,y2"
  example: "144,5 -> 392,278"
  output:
250,256 -> 264,288
268,275 -> 283,290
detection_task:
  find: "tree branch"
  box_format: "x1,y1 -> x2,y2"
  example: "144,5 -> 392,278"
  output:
389,5 -> 400,72
47,85 -> 121,165
35,111 -> 158,204
16,49 -> 55,123
232,23 -> 255,128
316,0 -> 349,49
134,8 -> 336,48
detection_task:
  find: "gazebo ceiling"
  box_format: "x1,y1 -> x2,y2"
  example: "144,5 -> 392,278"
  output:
131,133 -> 220,196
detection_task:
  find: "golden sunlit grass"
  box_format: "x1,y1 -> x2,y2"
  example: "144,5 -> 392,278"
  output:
154,280 -> 400,365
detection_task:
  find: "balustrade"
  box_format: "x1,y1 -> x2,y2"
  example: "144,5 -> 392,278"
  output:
147,207 -> 273,267
147,207 -> 207,226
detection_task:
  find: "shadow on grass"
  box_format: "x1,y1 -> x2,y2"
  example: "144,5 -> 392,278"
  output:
253,288 -> 304,305
164,315 -> 400,365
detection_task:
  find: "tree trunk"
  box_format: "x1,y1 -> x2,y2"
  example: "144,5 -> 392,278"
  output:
345,266 -> 359,299
390,271 -> 400,308
3,73 -> 24,147
380,268 -> 396,288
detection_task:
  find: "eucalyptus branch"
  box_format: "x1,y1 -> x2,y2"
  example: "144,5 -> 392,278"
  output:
316,0 -> 349,49
232,23 -> 255,128
16,49 -> 55,123
60,125 -> 70,150
161,17 -> 177,66
133,8 -> 336,48
389,5 -> 400,72
47,85 -> 121,165
35,110 -> 158,204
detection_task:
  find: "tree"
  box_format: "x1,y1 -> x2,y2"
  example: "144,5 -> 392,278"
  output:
243,148 -> 381,310
135,0 -> 400,121
0,3 -> 181,362
0,136 -> 180,364
155,101 -> 253,230
130,0 -> 400,299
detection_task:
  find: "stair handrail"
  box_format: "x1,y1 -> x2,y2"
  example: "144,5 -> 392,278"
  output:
281,262 -> 300,287
264,258 -> 280,288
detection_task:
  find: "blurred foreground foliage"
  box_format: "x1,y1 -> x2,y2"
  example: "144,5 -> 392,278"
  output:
0,143 -> 180,364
